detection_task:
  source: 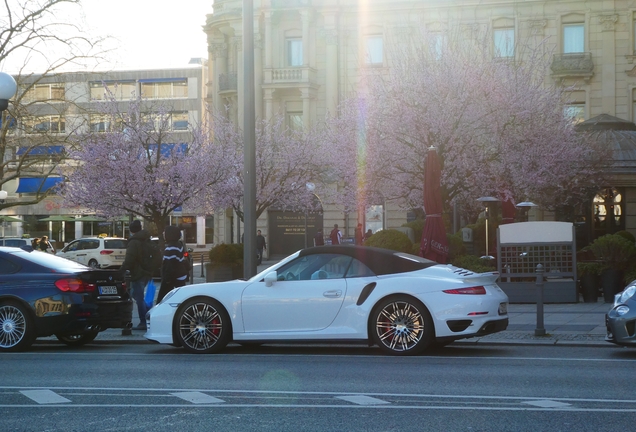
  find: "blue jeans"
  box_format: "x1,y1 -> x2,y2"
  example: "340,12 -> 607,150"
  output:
130,277 -> 150,325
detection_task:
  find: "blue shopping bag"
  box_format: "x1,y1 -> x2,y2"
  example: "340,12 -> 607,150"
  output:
144,279 -> 156,309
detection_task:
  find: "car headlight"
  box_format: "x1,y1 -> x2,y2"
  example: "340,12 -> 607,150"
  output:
616,305 -> 630,316
618,285 -> 636,304
160,288 -> 180,304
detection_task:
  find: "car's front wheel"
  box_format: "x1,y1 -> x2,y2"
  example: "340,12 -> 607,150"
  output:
371,296 -> 433,356
55,331 -> 99,347
174,297 -> 231,354
0,302 -> 36,352
88,259 -> 99,269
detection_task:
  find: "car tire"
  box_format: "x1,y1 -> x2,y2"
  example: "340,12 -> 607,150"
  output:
55,331 -> 99,347
173,297 -> 231,354
0,301 -> 36,352
370,295 -> 433,356
88,259 -> 99,269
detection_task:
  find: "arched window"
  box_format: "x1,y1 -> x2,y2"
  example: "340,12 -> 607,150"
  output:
593,187 -> 624,237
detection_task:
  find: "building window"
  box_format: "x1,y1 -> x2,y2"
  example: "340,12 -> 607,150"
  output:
493,28 -> 514,58
171,112 -> 189,131
287,38 -> 303,66
89,114 -> 120,133
564,104 -> 585,124
90,81 -> 137,101
563,24 -> 584,53
24,116 -> 65,134
23,83 -> 65,103
140,79 -> 188,99
365,35 -> 383,65
594,187 -> 624,237
429,33 -> 444,59
287,112 -> 303,132
0,115 -> 16,134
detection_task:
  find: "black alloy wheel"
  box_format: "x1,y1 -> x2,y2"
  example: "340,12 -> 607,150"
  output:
55,330 -> 100,347
371,296 -> 433,355
174,297 -> 231,354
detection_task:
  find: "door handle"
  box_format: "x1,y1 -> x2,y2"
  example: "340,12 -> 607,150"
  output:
323,290 -> 342,298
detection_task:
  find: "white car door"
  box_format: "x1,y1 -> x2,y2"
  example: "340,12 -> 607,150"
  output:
241,253 -> 350,333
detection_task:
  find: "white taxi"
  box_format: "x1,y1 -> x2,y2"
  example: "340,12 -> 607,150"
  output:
57,237 -> 128,269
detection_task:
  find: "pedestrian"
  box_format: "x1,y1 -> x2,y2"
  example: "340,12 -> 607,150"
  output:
355,223 -> 363,245
120,220 -> 152,331
38,236 -> 55,254
364,229 -> 373,242
256,229 -> 267,265
330,224 -> 342,245
314,229 -> 324,246
31,237 -> 40,249
156,226 -> 188,303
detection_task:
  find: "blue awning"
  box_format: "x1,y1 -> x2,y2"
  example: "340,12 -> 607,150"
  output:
15,177 -> 63,193
16,146 -> 64,156
147,143 -> 188,158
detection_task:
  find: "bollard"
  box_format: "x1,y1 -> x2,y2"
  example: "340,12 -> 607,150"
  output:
200,252 -> 204,278
188,248 -> 194,284
535,263 -> 546,336
122,270 -> 132,336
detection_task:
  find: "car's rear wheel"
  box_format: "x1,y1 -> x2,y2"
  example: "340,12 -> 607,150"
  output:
55,330 -> 99,347
88,259 -> 99,269
371,296 -> 433,356
174,298 -> 231,354
0,302 -> 35,352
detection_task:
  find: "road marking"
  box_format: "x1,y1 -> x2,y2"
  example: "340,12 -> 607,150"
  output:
336,395 -> 390,405
171,392 -> 224,404
20,390 -> 70,404
523,399 -> 572,408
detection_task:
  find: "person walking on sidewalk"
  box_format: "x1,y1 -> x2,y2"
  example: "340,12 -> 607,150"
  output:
157,226 -> 188,303
121,220 -> 152,331
256,230 -> 267,265
330,224 -> 342,245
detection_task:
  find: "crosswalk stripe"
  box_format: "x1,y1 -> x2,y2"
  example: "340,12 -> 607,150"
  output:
336,395 -> 390,405
171,392 -> 225,404
522,399 -> 572,408
20,390 -> 71,404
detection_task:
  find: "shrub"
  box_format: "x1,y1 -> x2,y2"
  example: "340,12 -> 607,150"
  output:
451,255 -> 496,273
616,230 -> 636,244
588,234 -> 636,271
364,229 -> 413,253
208,243 -> 244,265
401,219 -> 425,243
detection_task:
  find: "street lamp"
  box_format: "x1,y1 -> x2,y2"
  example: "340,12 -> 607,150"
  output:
477,196 -> 500,259
305,183 -> 315,248
0,72 -> 17,112
516,201 -> 538,222
0,190 -> 7,204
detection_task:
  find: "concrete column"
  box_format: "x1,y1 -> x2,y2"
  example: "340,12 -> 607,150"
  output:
302,10 -> 311,67
264,12 -> 272,68
196,216 -> 206,247
235,35 -> 244,126
254,33 -> 263,120
264,88 -> 273,121
301,88 -> 312,128
325,28 -> 338,115
212,42 -> 228,114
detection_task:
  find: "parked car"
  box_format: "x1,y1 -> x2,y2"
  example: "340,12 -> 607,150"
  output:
146,245 -> 509,355
57,237 -> 127,269
0,238 -> 36,248
606,280 -> 636,346
0,246 -> 133,351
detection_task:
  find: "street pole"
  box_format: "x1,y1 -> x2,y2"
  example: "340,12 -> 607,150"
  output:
535,264 -> 546,336
243,0 -> 257,278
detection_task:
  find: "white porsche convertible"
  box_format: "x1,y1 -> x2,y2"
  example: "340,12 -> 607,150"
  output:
145,245 -> 509,355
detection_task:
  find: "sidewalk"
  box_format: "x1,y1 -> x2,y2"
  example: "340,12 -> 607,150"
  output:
40,260 -> 614,348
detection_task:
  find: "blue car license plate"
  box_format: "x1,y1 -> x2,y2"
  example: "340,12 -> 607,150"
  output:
99,286 -> 118,295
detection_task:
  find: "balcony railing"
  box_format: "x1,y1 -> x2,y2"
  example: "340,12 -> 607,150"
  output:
550,52 -> 594,80
265,67 -> 316,85
219,72 -> 237,92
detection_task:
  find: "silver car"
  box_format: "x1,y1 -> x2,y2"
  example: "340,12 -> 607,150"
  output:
606,281 -> 636,346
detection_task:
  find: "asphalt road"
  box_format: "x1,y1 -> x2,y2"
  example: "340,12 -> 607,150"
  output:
2,343 -> 636,431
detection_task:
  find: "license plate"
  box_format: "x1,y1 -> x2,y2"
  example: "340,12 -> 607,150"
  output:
99,285 -> 118,295
498,303 -> 508,315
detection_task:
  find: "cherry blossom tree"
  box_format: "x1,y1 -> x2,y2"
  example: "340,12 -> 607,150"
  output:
322,30 -> 605,219
61,94 -> 231,239
209,110 -> 326,222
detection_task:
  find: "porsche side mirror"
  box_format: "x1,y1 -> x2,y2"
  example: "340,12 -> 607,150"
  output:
264,271 -> 277,287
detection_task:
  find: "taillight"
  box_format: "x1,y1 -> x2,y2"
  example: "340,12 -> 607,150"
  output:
100,250 -> 114,255
443,286 -> 487,295
184,251 -> 189,258
55,278 -> 96,293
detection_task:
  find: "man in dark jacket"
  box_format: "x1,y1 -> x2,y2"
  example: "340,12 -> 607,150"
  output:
157,226 -> 188,303
255,230 -> 267,265
120,220 -> 152,330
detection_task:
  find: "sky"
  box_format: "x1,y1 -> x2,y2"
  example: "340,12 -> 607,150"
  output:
3,0 -> 212,73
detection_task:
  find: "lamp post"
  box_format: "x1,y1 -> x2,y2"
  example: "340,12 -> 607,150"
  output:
516,201 -> 538,222
0,72 -> 17,111
305,182 -> 315,248
477,196 -> 500,259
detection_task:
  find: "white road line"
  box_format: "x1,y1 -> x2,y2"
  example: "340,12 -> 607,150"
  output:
523,400 -> 572,408
20,390 -> 70,404
336,395 -> 390,405
171,392 -> 224,404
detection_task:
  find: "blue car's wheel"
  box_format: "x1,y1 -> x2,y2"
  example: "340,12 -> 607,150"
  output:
0,302 -> 35,352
